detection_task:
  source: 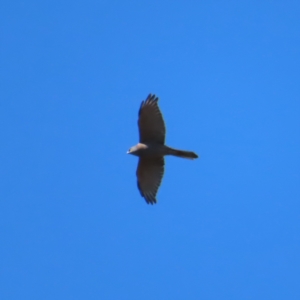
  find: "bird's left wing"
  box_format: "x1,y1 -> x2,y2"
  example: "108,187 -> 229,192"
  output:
136,157 -> 165,204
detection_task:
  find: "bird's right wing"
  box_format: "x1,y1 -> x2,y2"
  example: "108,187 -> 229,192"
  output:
136,157 -> 165,204
138,94 -> 166,144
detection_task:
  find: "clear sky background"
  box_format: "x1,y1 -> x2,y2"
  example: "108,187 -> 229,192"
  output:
1,1 -> 299,299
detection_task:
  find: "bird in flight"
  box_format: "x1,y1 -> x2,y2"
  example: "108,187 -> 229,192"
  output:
127,94 -> 198,204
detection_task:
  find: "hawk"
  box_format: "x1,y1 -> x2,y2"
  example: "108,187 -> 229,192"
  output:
127,94 -> 198,204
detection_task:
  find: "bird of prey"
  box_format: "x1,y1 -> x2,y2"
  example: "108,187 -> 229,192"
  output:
127,94 -> 198,204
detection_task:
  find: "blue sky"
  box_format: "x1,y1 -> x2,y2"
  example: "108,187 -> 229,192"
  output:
1,1 -> 299,299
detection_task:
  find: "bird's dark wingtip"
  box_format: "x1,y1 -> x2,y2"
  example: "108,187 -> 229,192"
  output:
145,198 -> 157,205
138,94 -> 159,116
138,182 -> 157,205
145,94 -> 158,103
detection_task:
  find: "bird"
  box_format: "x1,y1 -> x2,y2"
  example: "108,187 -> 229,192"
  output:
127,94 -> 198,204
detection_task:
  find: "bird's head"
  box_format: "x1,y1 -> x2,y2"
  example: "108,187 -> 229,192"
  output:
127,143 -> 146,156
127,145 -> 138,155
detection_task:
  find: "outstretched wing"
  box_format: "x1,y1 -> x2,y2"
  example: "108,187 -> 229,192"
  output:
136,157 -> 165,204
138,94 -> 166,144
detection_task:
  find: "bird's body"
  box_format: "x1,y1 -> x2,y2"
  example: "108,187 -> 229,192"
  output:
127,143 -> 164,157
129,143 -> 198,159
128,94 -> 198,204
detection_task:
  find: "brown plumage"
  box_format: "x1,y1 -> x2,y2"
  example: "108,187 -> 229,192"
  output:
127,94 -> 198,204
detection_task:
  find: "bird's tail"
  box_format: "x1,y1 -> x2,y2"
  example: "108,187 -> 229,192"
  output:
166,147 -> 198,160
